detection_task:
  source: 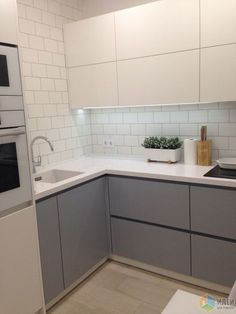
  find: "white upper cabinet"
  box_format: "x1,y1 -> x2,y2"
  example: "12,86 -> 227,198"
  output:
68,62 -> 118,108
118,50 -> 199,106
64,13 -> 116,67
0,0 -> 18,45
201,0 -> 236,47
115,0 -> 199,60
0,207 -> 43,314
200,45 -> 236,102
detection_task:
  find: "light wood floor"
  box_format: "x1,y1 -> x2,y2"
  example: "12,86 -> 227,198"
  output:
48,261 -> 224,314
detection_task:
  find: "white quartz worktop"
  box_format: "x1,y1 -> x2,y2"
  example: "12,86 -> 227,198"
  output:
34,156 -> 236,200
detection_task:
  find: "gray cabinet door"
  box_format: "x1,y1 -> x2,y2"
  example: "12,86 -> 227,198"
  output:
111,218 -> 191,275
191,186 -> 236,239
58,177 -> 109,288
192,235 -> 236,287
36,197 -> 64,304
109,176 -> 189,229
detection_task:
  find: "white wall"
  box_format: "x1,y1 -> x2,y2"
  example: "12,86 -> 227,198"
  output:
82,0 -> 156,18
17,0 -> 92,167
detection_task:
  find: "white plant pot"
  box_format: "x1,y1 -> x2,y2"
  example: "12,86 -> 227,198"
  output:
144,148 -> 182,163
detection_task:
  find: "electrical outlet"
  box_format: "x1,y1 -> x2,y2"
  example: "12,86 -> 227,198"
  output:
103,139 -> 114,147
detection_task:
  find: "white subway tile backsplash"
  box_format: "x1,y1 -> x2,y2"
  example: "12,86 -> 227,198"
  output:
104,125 -> 116,135
124,136 -> 139,147
170,111 -> 188,123
116,124 -> 130,135
162,124 -> 179,136
26,6 -> 42,22
131,124 -> 146,135
41,78 -> 55,91
146,124 -> 162,136
19,18 -> 35,34
109,113 -> 123,124
137,112 -> 153,123
38,50 -> 53,64
180,124 -> 198,136
189,110 -> 208,123
229,109 -> 236,122
123,113 -> 138,124
42,11 -> 56,26
32,63 -> 47,77
219,124 -> 236,136
153,112 -> 170,123
51,116 -> 64,128
22,48 -> 38,62
208,110 -> 229,123
229,138 -> 236,150
25,77 -> 41,90
45,38 -> 58,52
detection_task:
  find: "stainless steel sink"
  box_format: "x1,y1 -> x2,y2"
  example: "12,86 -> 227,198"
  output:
35,169 -> 83,183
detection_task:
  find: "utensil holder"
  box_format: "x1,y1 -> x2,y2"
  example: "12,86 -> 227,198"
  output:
197,140 -> 212,166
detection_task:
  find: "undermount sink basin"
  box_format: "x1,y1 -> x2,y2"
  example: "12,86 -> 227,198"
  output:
35,169 -> 83,184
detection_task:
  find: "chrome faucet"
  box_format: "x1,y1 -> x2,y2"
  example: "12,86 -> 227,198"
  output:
30,136 -> 54,173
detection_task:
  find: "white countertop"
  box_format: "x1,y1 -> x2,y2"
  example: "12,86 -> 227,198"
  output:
34,156 -> 236,200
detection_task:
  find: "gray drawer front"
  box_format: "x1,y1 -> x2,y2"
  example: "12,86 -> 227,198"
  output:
36,197 -> 64,304
109,176 -> 189,229
111,218 -> 191,275
191,186 -> 236,239
192,235 -> 236,287
58,178 -> 109,288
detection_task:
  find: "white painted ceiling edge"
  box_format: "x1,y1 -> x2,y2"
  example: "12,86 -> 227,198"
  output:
82,0 -> 158,18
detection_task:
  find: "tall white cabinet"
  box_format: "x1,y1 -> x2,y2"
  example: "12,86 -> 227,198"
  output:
64,0 -> 236,108
0,0 -> 18,45
0,207 -> 43,314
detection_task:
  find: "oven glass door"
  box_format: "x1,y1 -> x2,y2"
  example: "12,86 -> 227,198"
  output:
0,142 -> 20,193
0,54 -> 10,87
0,45 -> 22,96
0,127 -> 32,213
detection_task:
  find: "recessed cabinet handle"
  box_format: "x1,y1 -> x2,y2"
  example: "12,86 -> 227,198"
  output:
0,127 -> 26,137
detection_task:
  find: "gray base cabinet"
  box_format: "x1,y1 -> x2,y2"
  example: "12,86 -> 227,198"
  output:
36,197 -> 64,304
192,235 -> 236,287
109,176 -> 189,229
58,177 -> 109,288
111,217 -> 191,275
191,186 -> 236,240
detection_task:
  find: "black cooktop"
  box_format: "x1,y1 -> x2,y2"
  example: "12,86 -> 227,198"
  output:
204,165 -> 236,180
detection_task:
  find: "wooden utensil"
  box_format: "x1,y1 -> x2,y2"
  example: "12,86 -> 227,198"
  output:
197,126 -> 212,166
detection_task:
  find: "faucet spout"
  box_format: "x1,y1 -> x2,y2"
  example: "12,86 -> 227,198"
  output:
30,136 -> 54,173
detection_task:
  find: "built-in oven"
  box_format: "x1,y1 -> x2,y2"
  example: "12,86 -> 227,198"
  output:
0,44 -> 22,96
0,112 -> 32,215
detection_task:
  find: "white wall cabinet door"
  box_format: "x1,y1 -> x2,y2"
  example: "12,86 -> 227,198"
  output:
200,45 -> 236,103
0,0 -> 18,45
64,13 -> 116,67
117,50 -> 199,106
201,0 -> 236,47
68,62 -> 118,108
0,207 -> 43,314
115,0 -> 199,60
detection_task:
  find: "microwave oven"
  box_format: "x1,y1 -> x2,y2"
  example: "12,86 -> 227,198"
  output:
0,44 -> 22,96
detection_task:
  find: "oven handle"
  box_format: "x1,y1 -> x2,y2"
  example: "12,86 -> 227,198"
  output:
0,127 -> 26,137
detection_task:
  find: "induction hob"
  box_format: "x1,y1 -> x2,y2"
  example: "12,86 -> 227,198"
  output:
204,165 -> 236,180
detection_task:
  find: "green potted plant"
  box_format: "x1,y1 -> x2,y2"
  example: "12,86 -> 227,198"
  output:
142,136 -> 182,163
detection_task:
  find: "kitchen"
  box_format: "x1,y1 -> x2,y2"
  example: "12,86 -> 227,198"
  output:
0,0 -> 236,313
